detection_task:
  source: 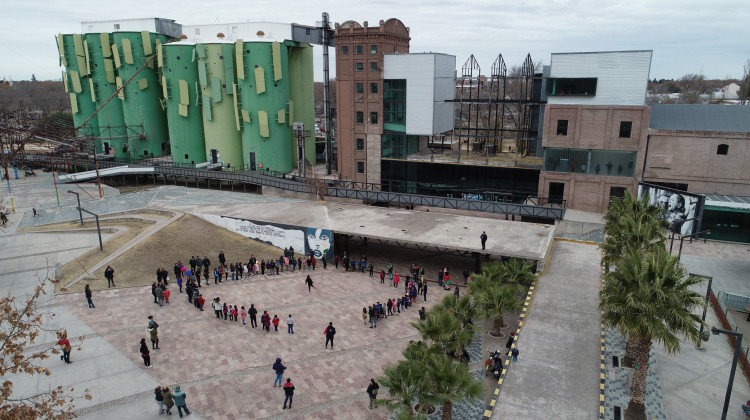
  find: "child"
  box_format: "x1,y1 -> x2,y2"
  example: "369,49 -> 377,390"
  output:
223,303 -> 228,320
362,307 -> 368,325
232,305 -> 239,322
272,315 -> 280,332
228,304 -> 234,321
240,306 -> 247,325
163,288 -> 170,304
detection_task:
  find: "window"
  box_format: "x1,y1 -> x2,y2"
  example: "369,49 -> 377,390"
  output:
609,187 -> 627,201
619,121 -> 632,138
543,147 -> 638,177
370,61 -> 379,71
355,45 -> 363,55
357,161 -> 365,173
370,45 -> 378,54
356,111 -> 364,124
556,120 -> 568,136
370,112 -> 378,124
355,62 -> 364,71
384,79 -> 407,124
545,78 -> 598,96
717,144 -> 729,155
114,23 -> 121,30
340,46 -> 348,55
355,83 -> 363,93
356,138 -> 364,151
370,82 -> 378,94
194,28 -> 200,35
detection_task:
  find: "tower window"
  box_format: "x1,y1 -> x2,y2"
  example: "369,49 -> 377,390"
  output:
356,112 -> 364,124
556,120 -> 568,136
340,46 -> 348,55
357,161 -> 365,173
356,138 -> 364,151
717,144 -> 729,155
355,62 -> 363,71
355,45 -> 363,55
370,61 -> 379,71
370,45 -> 378,54
355,83 -> 363,93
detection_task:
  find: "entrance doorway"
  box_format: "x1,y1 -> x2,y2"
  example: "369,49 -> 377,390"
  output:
549,182 -> 565,205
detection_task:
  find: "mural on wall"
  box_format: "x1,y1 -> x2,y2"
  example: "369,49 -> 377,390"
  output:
637,184 -> 705,236
193,213 -> 334,260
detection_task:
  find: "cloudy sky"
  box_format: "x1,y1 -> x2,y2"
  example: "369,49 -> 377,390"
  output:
1,0 -> 748,82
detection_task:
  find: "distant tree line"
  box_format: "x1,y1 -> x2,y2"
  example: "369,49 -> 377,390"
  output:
0,80 -> 70,113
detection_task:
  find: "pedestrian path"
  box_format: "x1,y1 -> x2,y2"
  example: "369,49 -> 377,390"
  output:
491,240 -> 602,419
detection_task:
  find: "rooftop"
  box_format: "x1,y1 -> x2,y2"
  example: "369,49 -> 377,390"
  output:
649,104 -> 750,133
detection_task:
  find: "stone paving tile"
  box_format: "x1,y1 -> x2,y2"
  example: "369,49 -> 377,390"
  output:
674,238 -> 750,262
57,269 -> 451,419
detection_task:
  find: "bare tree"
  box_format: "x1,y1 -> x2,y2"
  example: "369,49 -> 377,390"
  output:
677,73 -> 709,104
740,59 -> 750,105
0,273 -> 91,419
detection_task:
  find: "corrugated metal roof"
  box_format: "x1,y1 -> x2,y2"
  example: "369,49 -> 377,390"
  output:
650,104 -> 750,133
705,193 -> 750,210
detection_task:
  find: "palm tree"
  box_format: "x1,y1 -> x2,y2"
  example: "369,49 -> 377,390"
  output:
439,294 -> 480,328
412,307 -> 474,359
601,191 -> 666,266
600,248 -> 704,419
498,258 -> 537,294
422,352 -> 484,420
472,283 -> 522,337
376,359 -> 428,419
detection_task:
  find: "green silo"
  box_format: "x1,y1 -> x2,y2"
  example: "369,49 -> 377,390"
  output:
287,42 -> 316,167
58,34 -> 99,150
112,31 -> 171,158
162,41 -> 205,165
236,40 -> 293,173
85,32 -> 128,157
197,42 -> 243,168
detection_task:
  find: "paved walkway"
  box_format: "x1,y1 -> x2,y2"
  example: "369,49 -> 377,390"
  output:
491,241 -> 602,419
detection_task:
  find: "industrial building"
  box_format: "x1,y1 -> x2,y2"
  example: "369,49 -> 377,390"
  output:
57,17 -> 316,172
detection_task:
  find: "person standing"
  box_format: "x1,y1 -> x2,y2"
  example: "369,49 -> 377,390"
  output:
219,251 -> 226,268
324,322 -> 336,349
249,304 -> 258,328
151,282 -> 158,304
172,385 -> 191,418
156,286 -> 165,307
57,333 -> 72,364
454,286 -> 460,299
463,268 -> 470,284
161,385 -> 174,416
140,338 -> 151,368
241,306 -> 247,325
511,346 -> 519,362
379,270 -> 385,284
104,266 -> 115,288
282,378 -> 295,410
334,255 -> 339,269
272,358 -> 287,387
213,298 -> 222,319
262,311 -> 271,332
422,281 -> 428,302
287,314 -> 294,334
480,231 -> 488,250
149,326 -> 159,350
32,207 -> 38,217
148,315 -> 159,331
305,275 -> 314,292
366,378 -> 379,409
154,386 -> 164,415
272,315 -> 280,332
84,284 -> 95,308
505,332 -> 515,351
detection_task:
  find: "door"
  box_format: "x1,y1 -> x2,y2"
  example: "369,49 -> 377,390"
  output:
249,152 -> 256,171
549,182 -> 565,205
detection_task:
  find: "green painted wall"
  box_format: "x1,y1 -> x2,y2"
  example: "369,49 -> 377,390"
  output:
237,41 -> 293,173
85,32 -> 127,157
162,43 -> 205,164
197,42 -> 243,168
60,34 -> 99,148
287,42 -> 316,167
112,32 -> 171,158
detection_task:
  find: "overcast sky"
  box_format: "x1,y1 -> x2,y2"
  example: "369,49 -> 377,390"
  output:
1,0 -> 748,82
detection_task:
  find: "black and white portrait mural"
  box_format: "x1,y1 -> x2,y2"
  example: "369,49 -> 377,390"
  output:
637,184 -> 704,236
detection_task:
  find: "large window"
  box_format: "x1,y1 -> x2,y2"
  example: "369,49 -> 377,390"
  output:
370,112 -> 378,124
355,62 -> 364,71
717,144 -> 729,155
340,46 -> 348,55
382,132 -> 419,159
384,79 -> 406,125
544,147 -> 637,177
356,138 -> 364,151
357,161 -> 365,173
370,82 -> 378,94
355,111 -> 364,124
370,61 -> 379,71
355,83 -> 363,93
355,45 -> 363,55
545,78 -> 598,96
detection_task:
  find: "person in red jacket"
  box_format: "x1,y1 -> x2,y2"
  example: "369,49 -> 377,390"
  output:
163,288 -> 171,304
272,315 -> 280,332
283,378 -> 295,409
57,333 -> 72,364
196,294 -> 205,311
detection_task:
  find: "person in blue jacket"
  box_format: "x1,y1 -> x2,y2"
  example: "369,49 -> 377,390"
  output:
272,358 -> 287,387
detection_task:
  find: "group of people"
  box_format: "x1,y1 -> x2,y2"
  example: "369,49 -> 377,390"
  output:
154,385 -> 191,417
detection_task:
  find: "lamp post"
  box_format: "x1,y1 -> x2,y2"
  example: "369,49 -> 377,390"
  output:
693,274 -> 713,350
67,190 -> 83,226
677,230 -> 711,261
710,326 -> 743,420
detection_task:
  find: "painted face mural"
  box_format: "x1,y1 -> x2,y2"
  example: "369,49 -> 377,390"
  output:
306,228 -> 332,259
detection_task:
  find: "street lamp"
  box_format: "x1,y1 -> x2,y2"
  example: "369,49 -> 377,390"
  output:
67,190 -> 83,225
711,326 -> 743,420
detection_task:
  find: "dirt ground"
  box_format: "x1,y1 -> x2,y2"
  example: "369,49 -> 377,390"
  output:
64,213 -> 300,293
